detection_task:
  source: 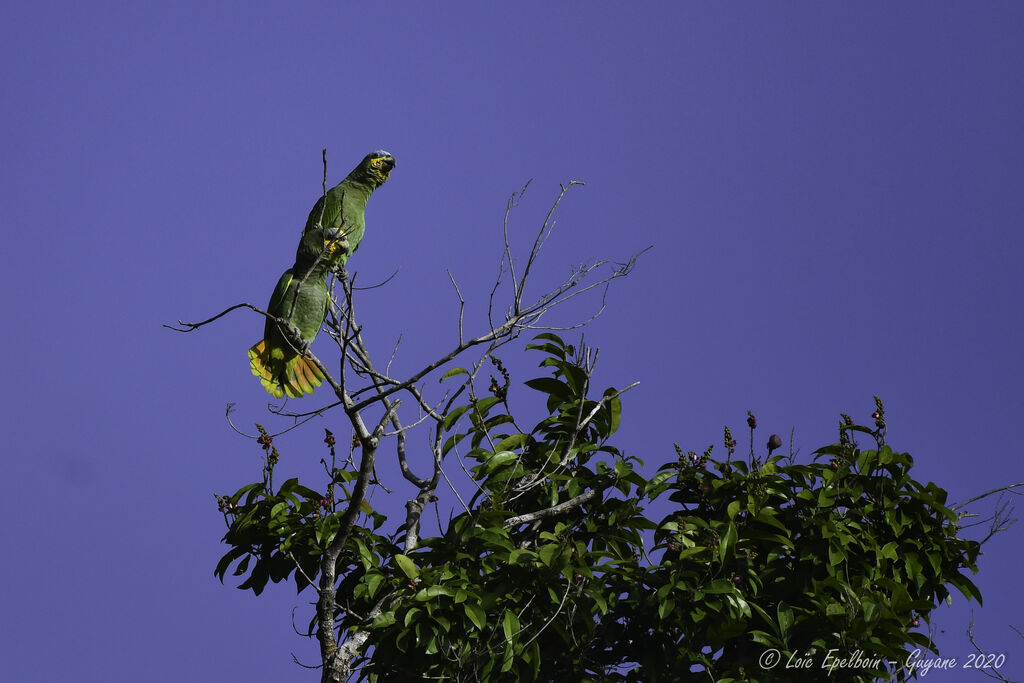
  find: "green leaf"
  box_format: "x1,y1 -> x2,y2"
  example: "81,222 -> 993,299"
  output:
903,551 -> 923,582
483,414 -> 515,431
464,602 -> 486,631
857,449 -> 878,471
443,404 -> 471,431
524,342 -> 566,359
677,546 -> 709,560
371,611 -> 396,629
817,487 -> 836,507
501,642 -> 515,673
483,451 -> 518,474
878,541 -> 898,561
705,579 -> 737,594
719,522 -> 738,564
777,603 -> 794,640
441,367 -> 469,381
524,377 -> 574,402
643,470 -> 676,495
529,332 -> 567,349
493,433 -> 528,453
415,585 -> 455,601
603,389 -> 622,435
214,547 -> 247,582
353,538 -> 375,568
862,599 -> 879,624
562,363 -> 588,396
228,481 -> 265,503
293,483 -> 323,500
538,543 -> 561,567
473,396 -> 502,415
950,572 -> 983,604
394,553 -> 419,579
753,508 -> 790,534
502,609 -> 520,643
508,548 -> 537,565
365,572 -> 384,599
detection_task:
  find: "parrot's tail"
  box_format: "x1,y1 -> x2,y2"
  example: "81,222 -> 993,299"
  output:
248,340 -> 327,398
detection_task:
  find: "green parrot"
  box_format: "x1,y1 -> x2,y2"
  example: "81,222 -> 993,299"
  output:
248,150 -> 396,398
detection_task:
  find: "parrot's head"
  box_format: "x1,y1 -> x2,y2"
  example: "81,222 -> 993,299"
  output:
357,150 -> 396,188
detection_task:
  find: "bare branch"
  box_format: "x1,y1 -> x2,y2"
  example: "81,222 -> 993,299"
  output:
271,399 -> 343,420
290,653 -> 322,670
579,381 -> 640,431
951,482 -> 1023,512
520,577 -> 573,650
164,302 -> 265,332
966,613 -> 1023,682
352,267 -> 401,291
224,403 -> 259,439
516,180 -> 584,311
326,596 -> 390,682
503,179 -> 531,300
403,487 -> 437,553
287,550 -> 318,593
383,408 -> 435,437
439,436 -> 476,516
384,334 -> 403,377
346,249 -> 645,415
316,399 -> 398,682
448,269 -> 466,346
322,148 -> 327,197
503,487 -> 602,530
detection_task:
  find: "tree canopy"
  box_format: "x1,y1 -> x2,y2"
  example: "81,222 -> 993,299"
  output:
174,175 -> 1003,682
215,331 -> 982,682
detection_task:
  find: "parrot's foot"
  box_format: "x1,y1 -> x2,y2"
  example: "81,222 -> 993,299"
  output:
281,324 -> 310,354
325,235 -> 350,259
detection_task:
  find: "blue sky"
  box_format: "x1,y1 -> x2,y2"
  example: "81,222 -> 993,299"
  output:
3,2 -> 1023,680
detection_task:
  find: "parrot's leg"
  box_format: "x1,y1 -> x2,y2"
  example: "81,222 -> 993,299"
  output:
280,323 -> 310,355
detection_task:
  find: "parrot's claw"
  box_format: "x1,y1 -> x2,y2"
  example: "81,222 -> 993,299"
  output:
282,324 -> 309,353
324,236 -> 350,259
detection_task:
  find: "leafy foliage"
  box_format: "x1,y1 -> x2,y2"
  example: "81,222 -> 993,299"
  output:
216,334 -> 982,681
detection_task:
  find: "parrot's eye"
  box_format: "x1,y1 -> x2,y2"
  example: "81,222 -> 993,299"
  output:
370,158 -> 383,167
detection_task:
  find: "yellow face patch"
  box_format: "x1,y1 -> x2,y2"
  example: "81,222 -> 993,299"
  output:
369,156 -> 394,181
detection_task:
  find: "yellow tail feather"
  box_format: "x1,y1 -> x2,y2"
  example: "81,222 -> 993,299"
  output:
289,355 -> 326,395
248,339 -> 325,398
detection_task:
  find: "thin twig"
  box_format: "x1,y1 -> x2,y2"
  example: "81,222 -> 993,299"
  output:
951,483 -> 1023,512
448,269 -> 466,346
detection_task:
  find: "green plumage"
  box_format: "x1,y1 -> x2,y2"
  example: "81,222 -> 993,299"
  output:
249,150 -> 395,398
